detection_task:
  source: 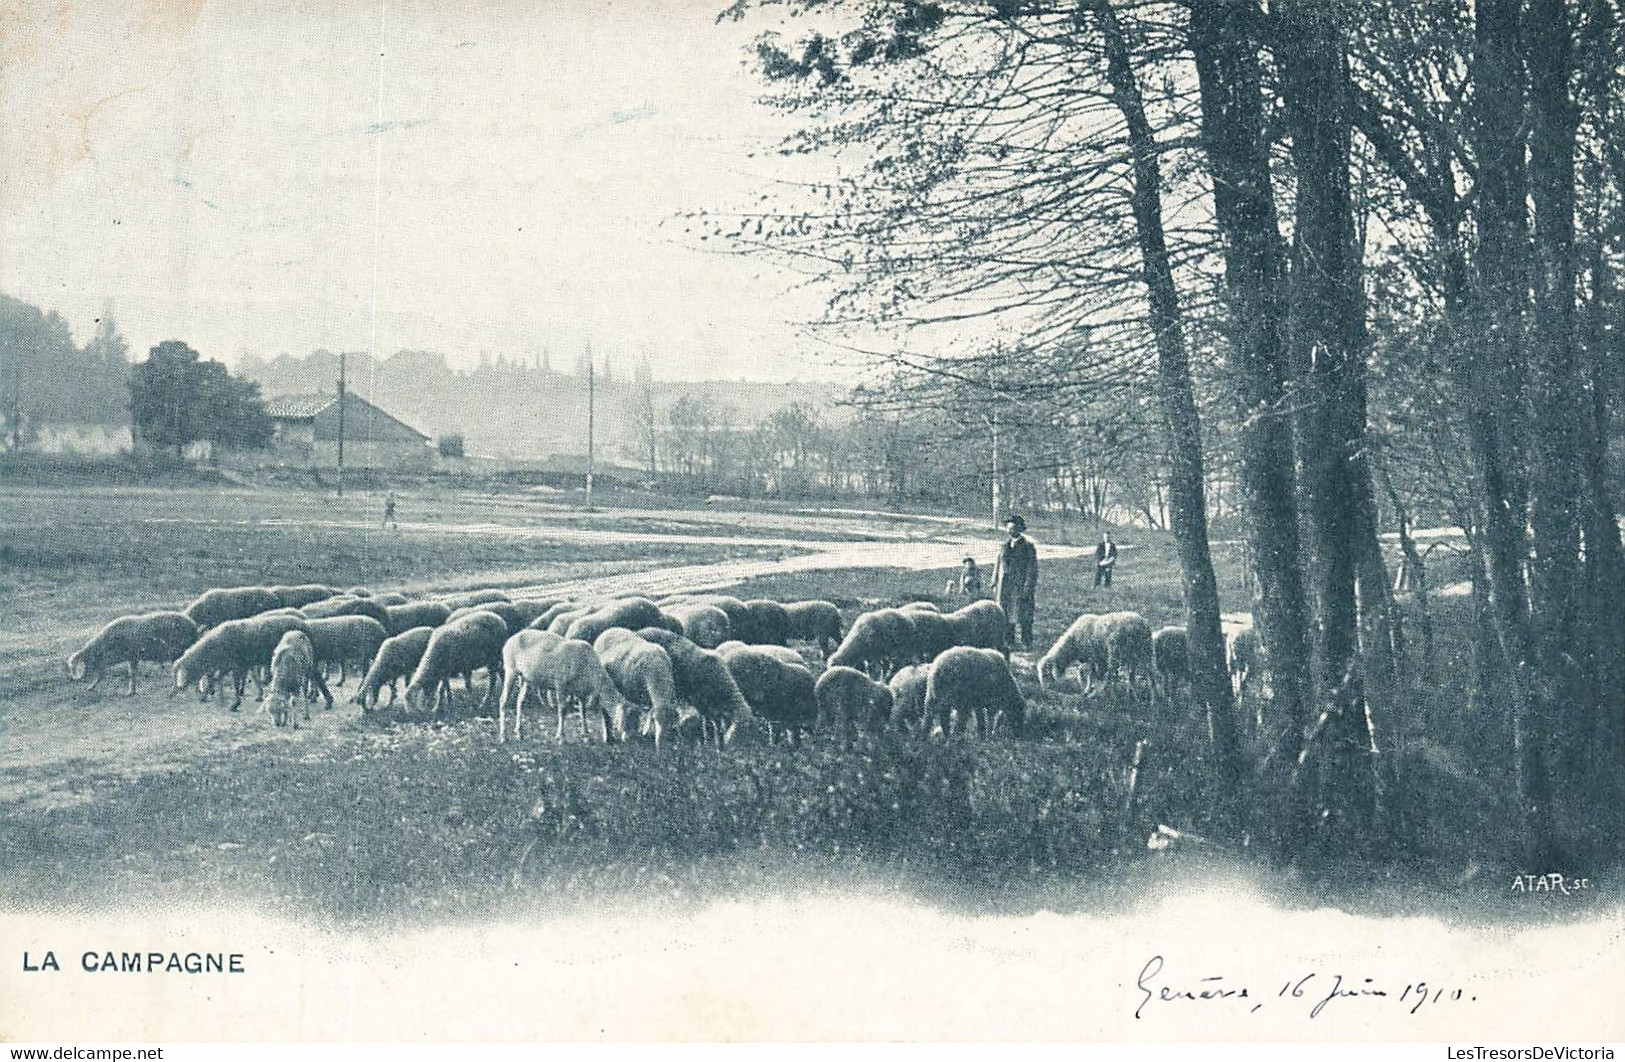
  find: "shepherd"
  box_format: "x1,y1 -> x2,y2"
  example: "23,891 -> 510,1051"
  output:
992,514 -> 1039,651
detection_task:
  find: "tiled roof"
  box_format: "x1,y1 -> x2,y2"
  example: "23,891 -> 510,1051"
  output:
264,394 -> 336,419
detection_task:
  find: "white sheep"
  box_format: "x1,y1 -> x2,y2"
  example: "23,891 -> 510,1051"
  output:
68,611 -> 199,695
353,627 -> 435,710
593,628 -> 685,750
499,629 -> 630,744
666,603 -> 733,649
266,630 -> 320,728
1037,614 -> 1107,691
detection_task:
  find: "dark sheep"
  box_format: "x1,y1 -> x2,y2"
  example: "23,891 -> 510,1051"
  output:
636,628 -> 757,745
783,600 -> 843,656
266,584 -> 338,610
404,612 -> 508,715
301,596 -> 392,629
439,588 -> 512,611
815,666 -> 894,743
385,601 -> 452,636
183,587 -> 283,631
737,599 -> 791,646
719,644 -> 817,745
923,647 -> 1025,738
828,608 -> 918,677
303,615 -> 389,685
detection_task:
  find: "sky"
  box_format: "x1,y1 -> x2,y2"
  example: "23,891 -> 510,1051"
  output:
0,0 -> 857,383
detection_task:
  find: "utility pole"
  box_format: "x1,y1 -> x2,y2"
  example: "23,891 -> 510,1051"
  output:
585,343 -> 596,511
336,352 -> 346,498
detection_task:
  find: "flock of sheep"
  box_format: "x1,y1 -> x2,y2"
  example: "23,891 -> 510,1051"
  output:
65,580 -> 1262,748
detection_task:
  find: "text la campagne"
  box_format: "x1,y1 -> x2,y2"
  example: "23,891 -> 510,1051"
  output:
22,950 -> 245,973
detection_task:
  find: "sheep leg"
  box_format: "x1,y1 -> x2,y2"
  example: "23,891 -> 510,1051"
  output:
555,689 -> 567,744
86,668 -> 103,692
497,672 -> 516,742
309,667 -> 334,710
230,672 -> 246,712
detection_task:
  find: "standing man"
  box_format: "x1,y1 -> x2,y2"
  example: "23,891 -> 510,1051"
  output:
1094,530 -> 1117,588
383,491 -> 398,531
993,514 -> 1039,651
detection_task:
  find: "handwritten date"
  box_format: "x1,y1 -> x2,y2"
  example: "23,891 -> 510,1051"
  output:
1134,955 -> 1478,1021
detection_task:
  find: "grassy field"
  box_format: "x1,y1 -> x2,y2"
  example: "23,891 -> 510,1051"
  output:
0,480 -> 1617,931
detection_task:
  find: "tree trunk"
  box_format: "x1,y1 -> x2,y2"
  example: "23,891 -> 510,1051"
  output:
1468,0 -> 1555,865
1527,0 -> 1587,784
1188,0 -> 1313,783
1095,1 -> 1242,803
1275,0 -> 1384,854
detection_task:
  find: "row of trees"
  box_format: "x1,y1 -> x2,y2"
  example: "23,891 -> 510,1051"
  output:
717,0 -> 1625,864
0,295 -> 132,446
0,292 -> 274,460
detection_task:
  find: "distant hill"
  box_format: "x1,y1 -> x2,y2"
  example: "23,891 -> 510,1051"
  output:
238,349 -> 846,461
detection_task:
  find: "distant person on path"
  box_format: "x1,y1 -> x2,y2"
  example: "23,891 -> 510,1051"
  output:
993,514 -> 1039,651
958,556 -> 984,597
1094,530 -> 1117,588
383,492 -> 398,530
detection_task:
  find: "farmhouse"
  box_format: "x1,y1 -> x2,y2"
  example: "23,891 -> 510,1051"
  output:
259,392 -> 433,469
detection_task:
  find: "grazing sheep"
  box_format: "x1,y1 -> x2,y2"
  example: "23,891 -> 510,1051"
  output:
815,666 -> 894,742
448,601 -> 528,636
370,591 -> 410,607
900,604 -> 958,661
888,663 -> 931,733
593,629 -> 683,749
547,605 -> 597,636
301,596 -> 392,628
303,615 -> 389,685
500,631 -> 631,744
404,612 -> 508,715
385,601 -> 451,636
346,586 -> 374,598
737,599 -> 791,645
783,600 -> 843,656
67,611 -> 199,695
720,645 -> 817,745
1151,625 -> 1189,693
182,587 -> 282,630
1101,611 -> 1155,691
565,598 -> 668,644
509,597 -> 569,625
174,612 -> 321,711
666,603 -> 732,649
923,646 -> 1026,738
267,584 -> 338,610
524,601 -> 574,631
437,588 -> 512,611
687,594 -> 749,634
354,627 -> 435,710
828,608 -> 918,677
637,629 -> 757,744
267,631 -> 320,727
1037,614 -> 1108,692
947,600 -> 1008,652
